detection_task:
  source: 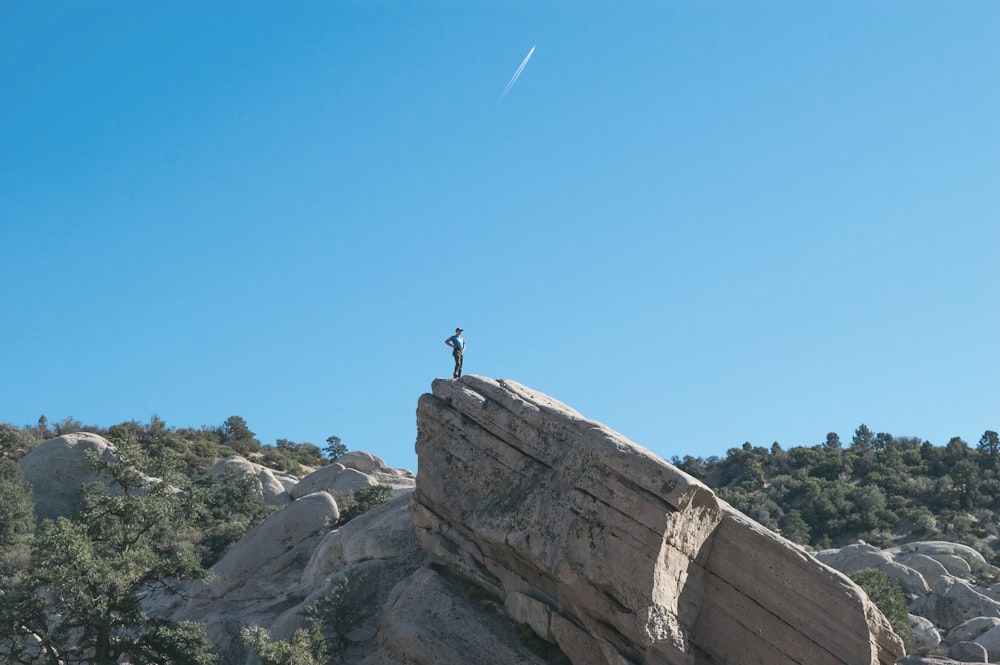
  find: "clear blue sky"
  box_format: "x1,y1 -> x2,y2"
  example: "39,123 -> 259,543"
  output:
3,2 -> 997,472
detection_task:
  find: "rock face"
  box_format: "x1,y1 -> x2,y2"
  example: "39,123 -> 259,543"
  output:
18,432 -> 118,519
207,456 -> 299,506
290,451 -> 415,502
410,376 -> 905,665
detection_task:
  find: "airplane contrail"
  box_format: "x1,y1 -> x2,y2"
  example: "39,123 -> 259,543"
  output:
500,45 -> 536,102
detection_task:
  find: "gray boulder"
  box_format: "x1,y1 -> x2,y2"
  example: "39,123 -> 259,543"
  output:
947,617 -> 1000,643
972,624 -> 1000,661
909,613 -> 942,651
290,455 -> 416,502
18,432 -> 118,519
207,456 -> 296,506
896,553 -> 952,586
910,579 -> 1000,630
815,543 -> 893,574
947,640 -> 987,662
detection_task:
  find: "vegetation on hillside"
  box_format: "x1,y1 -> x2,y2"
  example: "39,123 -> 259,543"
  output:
2,413 -> 998,663
673,425 -> 1000,566
0,414 -> 355,665
0,414 -> 332,475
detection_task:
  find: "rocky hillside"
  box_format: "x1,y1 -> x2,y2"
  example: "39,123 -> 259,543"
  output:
9,376 -> 1000,664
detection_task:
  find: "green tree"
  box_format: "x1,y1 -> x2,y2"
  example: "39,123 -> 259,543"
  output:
0,439 -> 216,665
325,435 -> 347,461
243,626 -> 326,665
0,424 -> 33,461
949,458 -> 982,509
337,485 -> 394,525
189,466 -> 277,566
851,424 -> 874,452
0,459 -> 34,570
221,416 -> 260,455
978,430 -> 1000,471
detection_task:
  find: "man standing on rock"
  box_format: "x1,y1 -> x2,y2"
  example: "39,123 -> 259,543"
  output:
445,327 -> 465,378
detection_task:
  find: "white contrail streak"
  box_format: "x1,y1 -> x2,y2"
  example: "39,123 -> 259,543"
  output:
500,45 -> 536,101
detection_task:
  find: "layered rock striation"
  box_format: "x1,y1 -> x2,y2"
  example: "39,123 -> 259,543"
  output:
411,376 -> 905,665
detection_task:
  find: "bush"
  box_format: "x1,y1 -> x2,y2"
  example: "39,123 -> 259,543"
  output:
337,485 -> 393,525
850,568 -> 912,649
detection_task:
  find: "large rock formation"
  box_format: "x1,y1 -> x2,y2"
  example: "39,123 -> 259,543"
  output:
410,376 -> 905,665
18,432 -> 119,519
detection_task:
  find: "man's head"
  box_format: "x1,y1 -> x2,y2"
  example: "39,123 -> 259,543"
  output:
456,327 -> 463,334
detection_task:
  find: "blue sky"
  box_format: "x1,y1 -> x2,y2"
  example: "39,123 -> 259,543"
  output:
2,1 -> 997,472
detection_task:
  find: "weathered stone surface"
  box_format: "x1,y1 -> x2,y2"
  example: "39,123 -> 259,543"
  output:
411,376 -> 904,665
896,553 -> 952,586
947,640 -> 987,662
18,432 -> 118,519
291,455 -> 416,502
901,542 -> 988,568
195,491 -> 339,603
947,617 -> 1000,643
909,614 -> 942,651
910,579 -> 1000,630
290,462 -> 347,499
207,455 -> 297,506
338,451 -> 391,474
880,561 -> 931,596
360,566 -> 555,665
816,543 -> 893,574
820,539 -> 1000,661
972,624 -> 1000,661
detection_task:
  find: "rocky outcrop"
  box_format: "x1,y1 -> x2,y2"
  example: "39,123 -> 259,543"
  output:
410,376 -> 905,665
18,432 -> 118,519
47,377 -> 1000,665
290,451 -> 415,502
818,541 -> 1000,663
149,492 -> 431,665
207,456 -> 299,505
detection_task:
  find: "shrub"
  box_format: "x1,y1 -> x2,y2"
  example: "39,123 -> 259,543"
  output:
850,568 -> 912,649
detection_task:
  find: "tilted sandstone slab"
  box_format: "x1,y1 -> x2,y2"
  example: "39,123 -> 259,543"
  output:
410,376 -> 904,665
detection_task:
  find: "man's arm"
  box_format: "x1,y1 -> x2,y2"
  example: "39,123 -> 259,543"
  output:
445,338 -> 453,348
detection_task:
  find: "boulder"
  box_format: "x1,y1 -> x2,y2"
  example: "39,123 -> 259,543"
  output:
290,456 -> 416,502
947,617 -> 1000,643
330,467 -> 379,497
932,554 -> 974,579
290,462 -> 347,500
194,491 -> 339,602
896,553 -> 951,586
301,493 -> 428,588
911,579 -> 1000,630
902,542 -> 988,567
948,641 -> 988,662
878,561 -> 930,596
207,455 -> 296,505
815,543 -> 893,574
909,613 -> 941,651
972,624 -> 1000,661
18,432 -> 118,519
338,451 -> 392,474
410,376 -> 904,665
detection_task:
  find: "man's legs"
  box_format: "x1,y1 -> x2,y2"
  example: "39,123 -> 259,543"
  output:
453,349 -> 463,378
